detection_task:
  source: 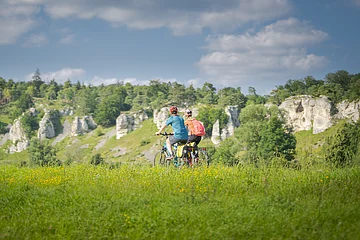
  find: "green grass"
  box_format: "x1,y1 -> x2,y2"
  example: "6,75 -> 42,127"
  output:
1,164 -> 359,239
294,121 -> 347,166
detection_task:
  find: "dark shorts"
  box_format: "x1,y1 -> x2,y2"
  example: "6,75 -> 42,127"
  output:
169,135 -> 188,145
188,135 -> 202,145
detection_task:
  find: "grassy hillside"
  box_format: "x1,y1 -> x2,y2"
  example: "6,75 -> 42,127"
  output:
294,120 -> 348,166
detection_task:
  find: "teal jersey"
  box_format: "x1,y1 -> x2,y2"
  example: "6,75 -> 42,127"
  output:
165,115 -> 188,140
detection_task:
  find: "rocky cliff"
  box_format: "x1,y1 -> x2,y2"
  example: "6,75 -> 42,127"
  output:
8,118 -> 29,153
116,111 -> 149,139
279,95 -> 333,134
38,110 -> 56,140
70,116 -> 97,136
211,106 -> 240,144
279,95 -> 360,134
335,100 -> 360,122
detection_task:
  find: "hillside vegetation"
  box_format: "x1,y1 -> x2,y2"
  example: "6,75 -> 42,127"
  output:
1,69 -> 360,167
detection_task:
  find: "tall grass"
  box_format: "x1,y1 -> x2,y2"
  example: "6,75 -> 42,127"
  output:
1,164 -> 360,239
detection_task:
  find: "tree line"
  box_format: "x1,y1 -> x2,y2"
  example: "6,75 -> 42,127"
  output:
1,69 -> 360,167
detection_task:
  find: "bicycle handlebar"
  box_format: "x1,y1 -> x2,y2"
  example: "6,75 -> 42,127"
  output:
156,132 -> 174,136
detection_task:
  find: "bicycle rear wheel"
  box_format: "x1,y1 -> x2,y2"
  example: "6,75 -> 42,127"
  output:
154,151 -> 166,166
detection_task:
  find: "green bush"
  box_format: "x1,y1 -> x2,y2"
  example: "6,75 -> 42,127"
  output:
324,121 -> 360,167
28,138 -> 59,166
90,153 -> 104,165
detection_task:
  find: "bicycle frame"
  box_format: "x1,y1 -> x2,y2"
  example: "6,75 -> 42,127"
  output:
154,132 -> 187,167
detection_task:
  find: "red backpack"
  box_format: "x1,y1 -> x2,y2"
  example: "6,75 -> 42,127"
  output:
192,119 -> 206,136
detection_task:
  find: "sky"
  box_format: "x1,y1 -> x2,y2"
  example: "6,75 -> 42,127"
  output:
0,0 -> 360,95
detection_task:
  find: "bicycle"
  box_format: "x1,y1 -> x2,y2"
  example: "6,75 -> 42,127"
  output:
153,132 -> 189,167
181,142 -> 210,167
153,133 -> 210,167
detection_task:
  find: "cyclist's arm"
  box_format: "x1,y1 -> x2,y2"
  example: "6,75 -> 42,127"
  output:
156,124 -> 167,135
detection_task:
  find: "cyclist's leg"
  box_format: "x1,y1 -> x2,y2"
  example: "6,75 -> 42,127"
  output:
166,136 -> 175,158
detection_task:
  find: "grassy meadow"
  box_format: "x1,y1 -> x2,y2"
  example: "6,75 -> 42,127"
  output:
1,164 -> 360,239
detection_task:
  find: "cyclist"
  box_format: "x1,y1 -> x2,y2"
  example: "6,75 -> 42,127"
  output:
156,106 -> 188,159
184,109 -> 202,145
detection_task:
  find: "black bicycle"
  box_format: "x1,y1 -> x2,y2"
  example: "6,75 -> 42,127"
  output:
153,133 -> 210,167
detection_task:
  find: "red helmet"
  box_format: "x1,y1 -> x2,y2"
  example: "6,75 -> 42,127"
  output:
170,106 -> 178,114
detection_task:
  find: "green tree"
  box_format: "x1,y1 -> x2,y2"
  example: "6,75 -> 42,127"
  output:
197,106 -> 228,136
75,87 -> 98,115
20,114 -> 39,138
31,68 -> 45,97
212,138 -> 239,166
258,116 -> 296,161
28,138 -> 59,166
16,93 -> 34,112
218,87 -> 246,108
235,105 -> 295,163
90,153 -> 104,165
324,121 -> 360,167
246,87 -> 266,105
94,95 -> 122,127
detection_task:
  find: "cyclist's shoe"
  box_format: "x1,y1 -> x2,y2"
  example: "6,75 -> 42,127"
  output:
166,155 -> 174,160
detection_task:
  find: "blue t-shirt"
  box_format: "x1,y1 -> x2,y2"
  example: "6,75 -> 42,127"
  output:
165,115 -> 188,140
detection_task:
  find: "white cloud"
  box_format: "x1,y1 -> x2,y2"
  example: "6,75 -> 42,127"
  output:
59,34 -> 75,44
88,76 -> 151,86
0,1 -> 39,44
26,68 -> 86,83
197,18 -> 329,89
87,76 -> 181,86
0,0 -> 292,43
42,0 -> 291,35
23,32 -> 48,47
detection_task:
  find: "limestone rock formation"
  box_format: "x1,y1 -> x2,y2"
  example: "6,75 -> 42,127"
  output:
29,108 -> 38,117
37,111 -> 56,140
116,111 -> 148,139
8,118 -> 29,153
211,106 -> 240,144
153,107 -> 169,129
70,116 -> 97,136
59,107 -> 74,116
279,95 -> 333,134
335,100 -> 360,122
211,119 -> 221,145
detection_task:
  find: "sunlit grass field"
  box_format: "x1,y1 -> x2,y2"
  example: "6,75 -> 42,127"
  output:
1,164 -> 360,239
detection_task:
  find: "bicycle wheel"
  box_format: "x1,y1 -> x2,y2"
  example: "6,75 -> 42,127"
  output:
154,151 -> 166,166
178,156 -> 190,168
197,149 -> 209,166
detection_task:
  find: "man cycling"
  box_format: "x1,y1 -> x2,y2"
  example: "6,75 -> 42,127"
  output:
156,106 -> 188,159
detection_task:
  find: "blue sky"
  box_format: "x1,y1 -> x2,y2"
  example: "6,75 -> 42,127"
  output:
0,0 -> 359,95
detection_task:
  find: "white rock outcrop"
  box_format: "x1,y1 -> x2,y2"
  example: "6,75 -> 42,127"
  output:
211,106 -> 240,144
279,95 -> 333,134
70,116 -> 97,136
8,118 -> 29,153
116,111 -> 148,139
211,120 -> 221,145
59,107 -> 74,116
38,111 -> 56,140
153,107 -> 169,129
335,100 -> 360,122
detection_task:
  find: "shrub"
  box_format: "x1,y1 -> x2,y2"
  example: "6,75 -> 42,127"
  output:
28,138 -> 59,166
324,121 -> 360,167
140,139 -> 150,146
90,153 -> 104,166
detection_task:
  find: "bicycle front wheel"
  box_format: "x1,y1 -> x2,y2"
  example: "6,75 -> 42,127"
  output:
154,151 -> 166,166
